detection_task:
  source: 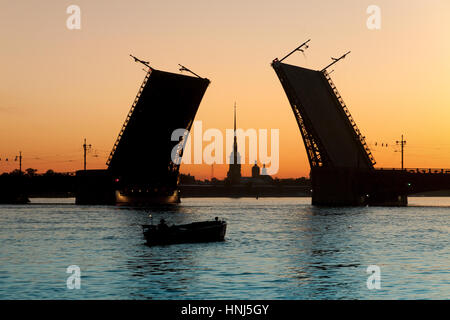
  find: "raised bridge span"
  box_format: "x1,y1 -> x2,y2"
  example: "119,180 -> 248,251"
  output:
272,59 -> 450,206
76,61 -> 210,205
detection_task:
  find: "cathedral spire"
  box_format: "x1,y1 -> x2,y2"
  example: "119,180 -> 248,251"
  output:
227,102 -> 241,184
234,102 -> 237,133
233,102 -> 238,166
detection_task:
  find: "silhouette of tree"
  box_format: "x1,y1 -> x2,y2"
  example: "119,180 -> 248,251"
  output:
9,169 -> 22,176
25,168 -> 37,176
44,169 -> 55,176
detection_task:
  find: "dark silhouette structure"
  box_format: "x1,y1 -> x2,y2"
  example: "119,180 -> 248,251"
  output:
251,162 -> 260,178
272,48 -> 450,206
76,59 -> 210,205
0,171 -> 76,204
226,103 -> 242,184
0,175 -> 29,204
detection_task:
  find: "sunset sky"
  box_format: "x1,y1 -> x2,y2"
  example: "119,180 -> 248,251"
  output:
1,0 -> 450,179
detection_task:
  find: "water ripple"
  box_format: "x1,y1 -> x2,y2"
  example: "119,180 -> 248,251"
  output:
0,197 -> 449,299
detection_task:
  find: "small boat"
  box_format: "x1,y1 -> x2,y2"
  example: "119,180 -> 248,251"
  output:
142,218 -> 227,246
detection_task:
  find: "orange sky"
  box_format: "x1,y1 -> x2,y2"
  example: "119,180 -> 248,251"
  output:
1,0 -> 450,179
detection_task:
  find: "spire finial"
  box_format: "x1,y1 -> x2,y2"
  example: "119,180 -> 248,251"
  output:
234,102 -> 237,133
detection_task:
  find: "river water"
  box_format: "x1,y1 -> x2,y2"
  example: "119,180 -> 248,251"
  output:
0,197 -> 449,299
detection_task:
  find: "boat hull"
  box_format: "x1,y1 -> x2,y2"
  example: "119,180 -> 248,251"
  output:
143,221 -> 227,246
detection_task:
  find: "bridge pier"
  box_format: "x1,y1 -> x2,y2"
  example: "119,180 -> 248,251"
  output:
311,168 -> 408,207
75,170 -> 182,205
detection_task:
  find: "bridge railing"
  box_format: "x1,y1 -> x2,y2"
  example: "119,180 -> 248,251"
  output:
323,71 -> 376,166
376,168 -> 450,174
106,69 -> 152,167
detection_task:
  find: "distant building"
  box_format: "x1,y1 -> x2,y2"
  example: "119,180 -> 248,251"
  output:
251,162 -> 260,178
261,164 -> 268,176
225,103 -> 273,186
252,163 -> 273,185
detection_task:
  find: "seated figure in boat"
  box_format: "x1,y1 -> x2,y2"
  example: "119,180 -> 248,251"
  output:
158,219 -> 169,231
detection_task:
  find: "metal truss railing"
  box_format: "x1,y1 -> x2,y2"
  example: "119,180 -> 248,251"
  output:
323,71 -> 376,166
376,168 -> 450,174
106,69 -> 152,166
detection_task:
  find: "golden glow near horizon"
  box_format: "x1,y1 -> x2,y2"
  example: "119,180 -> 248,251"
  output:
1,0 -> 450,179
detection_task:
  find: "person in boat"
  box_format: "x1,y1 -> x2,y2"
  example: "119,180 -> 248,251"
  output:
158,219 -> 169,231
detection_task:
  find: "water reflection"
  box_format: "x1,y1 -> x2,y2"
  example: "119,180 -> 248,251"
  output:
125,246 -> 200,299
281,205 -> 368,298
1,198 -> 449,299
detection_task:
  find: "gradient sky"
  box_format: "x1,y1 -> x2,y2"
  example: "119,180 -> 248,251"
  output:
1,0 -> 450,179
